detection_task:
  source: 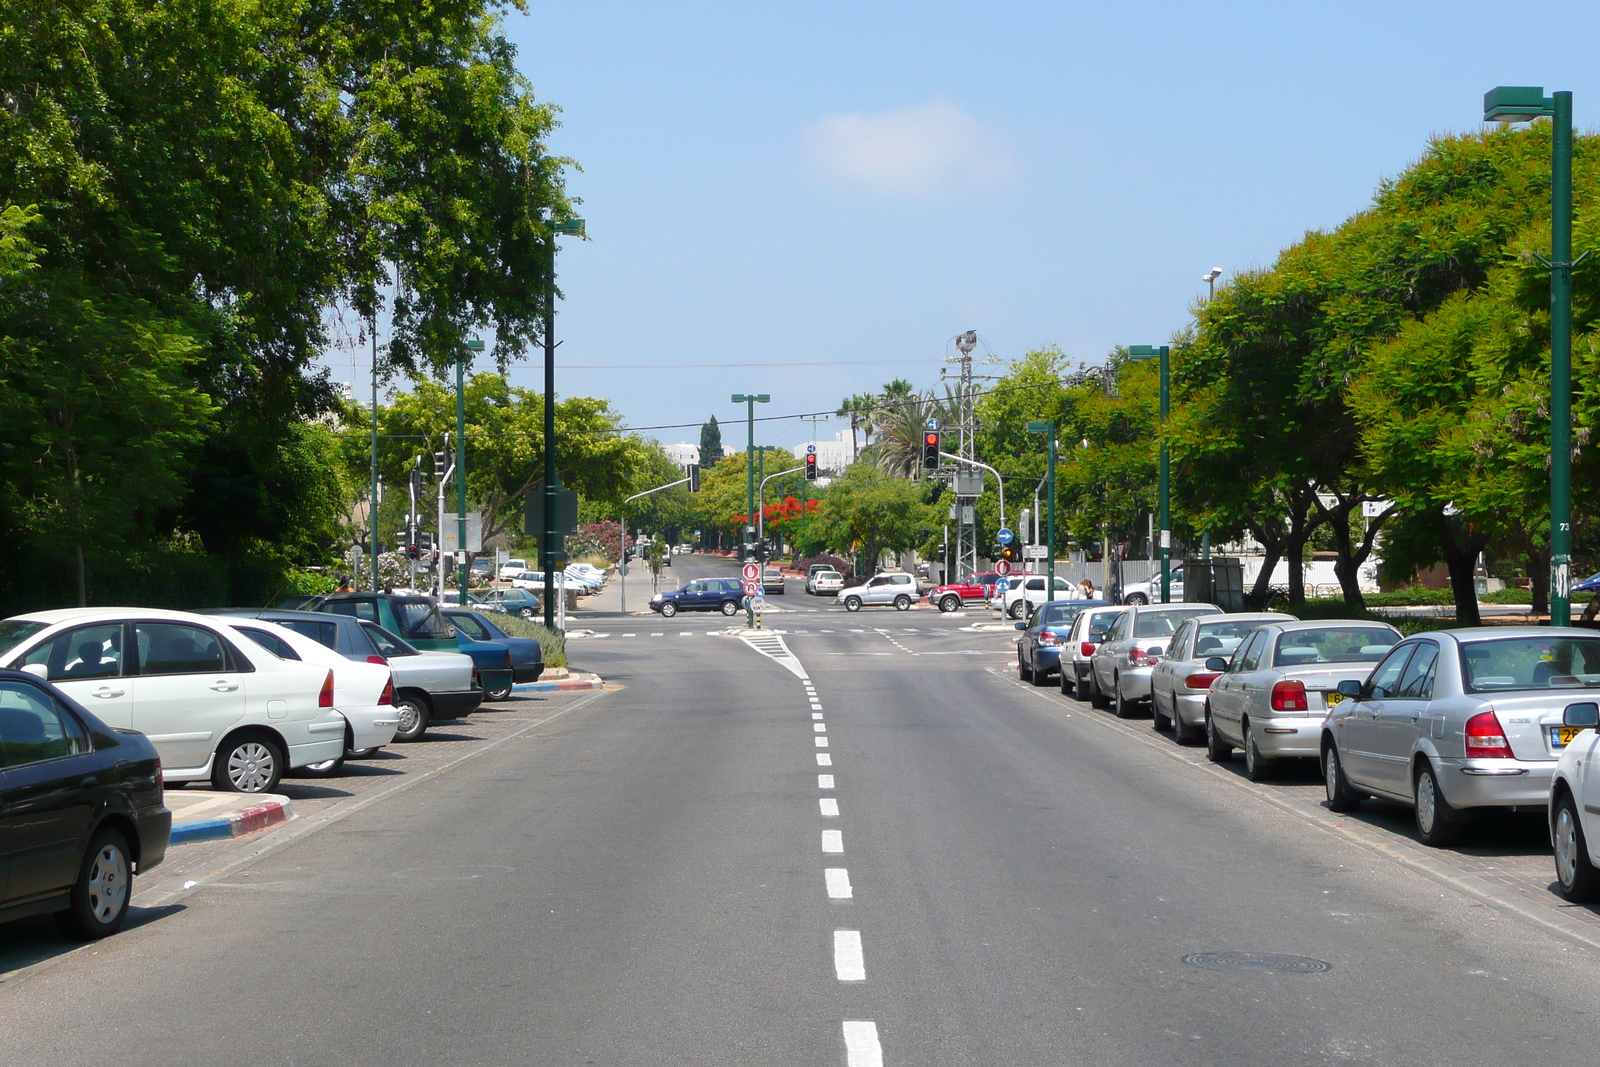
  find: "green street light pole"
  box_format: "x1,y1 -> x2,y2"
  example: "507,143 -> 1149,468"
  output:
541,217 -> 585,628
458,337 -> 484,605
1026,421 -> 1057,602
1483,87 -> 1577,624
731,392 -> 769,626
1129,345 -> 1171,604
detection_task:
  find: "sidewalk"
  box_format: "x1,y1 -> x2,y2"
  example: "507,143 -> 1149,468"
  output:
165,788 -> 293,845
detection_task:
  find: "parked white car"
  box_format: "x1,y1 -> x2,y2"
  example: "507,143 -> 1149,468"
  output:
497,558 -> 530,581
995,574 -> 1075,619
510,570 -> 584,593
838,572 -> 918,612
1120,565 -> 1185,605
807,569 -> 845,596
567,562 -> 607,585
224,618 -> 400,774
0,608 -> 346,793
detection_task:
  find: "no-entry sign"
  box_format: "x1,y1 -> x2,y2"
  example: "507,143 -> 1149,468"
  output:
994,559 -> 1012,575
742,562 -> 761,581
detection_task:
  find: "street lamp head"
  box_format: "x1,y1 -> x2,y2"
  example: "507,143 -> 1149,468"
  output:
955,330 -> 978,356
1204,267 -> 1222,283
551,217 -> 587,237
731,393 -> 770,404
1483,86 -> 1553,123
464,338 -> 485,352
1128,344 -> 1159,359
1025,420 -> 1052,434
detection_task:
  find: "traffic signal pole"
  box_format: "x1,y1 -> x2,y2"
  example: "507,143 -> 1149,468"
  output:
620,472 -> 694,615
938,452 -> 1006,533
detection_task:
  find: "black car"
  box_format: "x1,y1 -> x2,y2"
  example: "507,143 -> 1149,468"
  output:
443,609 -> 545,685
0,668 -> 170,938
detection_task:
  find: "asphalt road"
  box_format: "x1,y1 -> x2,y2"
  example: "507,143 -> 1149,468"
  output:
2,557 -> 1598,1065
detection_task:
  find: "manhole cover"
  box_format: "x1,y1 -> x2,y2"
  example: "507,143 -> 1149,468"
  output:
1182,952 -> 1332,974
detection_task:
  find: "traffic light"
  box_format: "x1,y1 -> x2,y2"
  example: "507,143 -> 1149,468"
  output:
804,453 -> 818,481
996,545 -> 1016,564
686,463 -> 701,492
922,431 -> 940,469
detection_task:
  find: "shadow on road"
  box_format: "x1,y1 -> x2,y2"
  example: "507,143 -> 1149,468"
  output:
0,904 -> 185,982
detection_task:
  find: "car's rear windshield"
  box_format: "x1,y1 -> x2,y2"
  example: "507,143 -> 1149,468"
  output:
1459,636 -> 1600,693
0,619 -> 47,662
1135,608 -> 1213,638
1193,619 -> 1271,657
277,619 -> 339,651
1036,603 -> 1083,627
362,622 -> 418,658
397,599 -> 454,639
1273,627 -> 1398,665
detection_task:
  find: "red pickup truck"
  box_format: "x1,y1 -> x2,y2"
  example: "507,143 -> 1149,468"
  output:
927,572 -> 1000,612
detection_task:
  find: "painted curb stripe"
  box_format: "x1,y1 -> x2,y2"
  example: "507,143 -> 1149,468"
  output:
170,799 -> 292,845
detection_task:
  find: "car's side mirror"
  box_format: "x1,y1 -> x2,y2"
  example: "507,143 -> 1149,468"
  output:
1336,679 -> 1362,699
1564,702 -> 1600,728
1014,621 -> 1027,630
19,663 -> 48,680
1204,656 -> 1229,673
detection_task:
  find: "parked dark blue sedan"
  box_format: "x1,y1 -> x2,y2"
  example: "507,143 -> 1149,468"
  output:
0,667 -> 170,938
444,609 -> 545,687
1016,600 -> 1111,686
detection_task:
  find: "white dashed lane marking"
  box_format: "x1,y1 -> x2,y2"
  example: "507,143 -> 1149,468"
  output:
825,868 -> 853,899
843,1021 -> 882,1066
815,737 -> 829,747
813,723 -> 826,733
818,774 -> 834,788
816,753 -> 833,766
820,798 -> 840,817
813,712 -> 824,720
833,930 -> 866,981
822,829 -> 843,853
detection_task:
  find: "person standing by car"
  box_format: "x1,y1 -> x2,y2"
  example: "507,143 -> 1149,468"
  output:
1073,579 -> 1095,600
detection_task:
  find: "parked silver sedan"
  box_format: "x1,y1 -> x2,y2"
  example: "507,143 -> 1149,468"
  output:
1325,627 -> 1600,847
1088,602 -> 1220,718
1061,605 -> 1126,701
1205,620 -> 1400,780
1150,612 -> 1296,743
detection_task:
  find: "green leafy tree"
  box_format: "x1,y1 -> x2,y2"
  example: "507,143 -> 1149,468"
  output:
807,465 -> 937,574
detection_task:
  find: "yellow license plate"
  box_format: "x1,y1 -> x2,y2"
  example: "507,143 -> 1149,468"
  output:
1556,725 -> 1588,747
1325,692 -> 1346,707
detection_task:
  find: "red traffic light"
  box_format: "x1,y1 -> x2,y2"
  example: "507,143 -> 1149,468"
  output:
924,433 -> 938,446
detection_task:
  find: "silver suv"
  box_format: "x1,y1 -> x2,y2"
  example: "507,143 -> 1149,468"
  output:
838,572 -> 918,612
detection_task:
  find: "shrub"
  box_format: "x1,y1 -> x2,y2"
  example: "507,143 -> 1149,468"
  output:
798,554 -> 852,578
493,613 -> 567,668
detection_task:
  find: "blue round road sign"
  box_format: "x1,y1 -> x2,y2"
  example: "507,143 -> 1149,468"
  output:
996,577 -> 1010,593
997,528 -> 1013,544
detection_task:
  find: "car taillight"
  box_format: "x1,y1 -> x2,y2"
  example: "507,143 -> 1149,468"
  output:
472,668 -> 482,690
1128,647 -> 1161,667
155,761 -> 163,793
1270,680 -> 1308,712
1184,672 -> 1220,690
1465,711 -> 1512,758
1081,642 -> 1097,657
505,650 -> 513,666
379,674 -> 395,706
367,654 -> 388,666
319,670 -> 336,708
1038,631 -> 1058,646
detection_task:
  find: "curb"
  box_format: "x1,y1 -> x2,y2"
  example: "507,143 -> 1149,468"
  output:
513,673 -> 604,693
170,796 -> 293,845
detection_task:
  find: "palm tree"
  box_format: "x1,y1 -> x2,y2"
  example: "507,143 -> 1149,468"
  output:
836,392 -> 879,463
870,389 -> 960,477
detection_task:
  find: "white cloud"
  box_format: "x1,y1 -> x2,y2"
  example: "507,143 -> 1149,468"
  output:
803,99 -> 1018,198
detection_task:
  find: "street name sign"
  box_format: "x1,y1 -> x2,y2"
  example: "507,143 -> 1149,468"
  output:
1024,545 -> 1048,559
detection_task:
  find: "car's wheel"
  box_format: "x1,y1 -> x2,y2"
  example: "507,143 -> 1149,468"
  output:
893,594 -> 911,611
1243,722 -> 1271,781
1088,669 -> 1110,709
348,748 -> 379,759
720,600 -> 740,616
212,732 -> 284,793
300,755 -> 346,777
1172,706 -> 1199,744
1125,593 -> 1148,605
1322,744 -> 1361,812
1113,675 -> 1137,719
1019,655 -> 1033,682
393,694 -> 430,742
1413,762 -> 1463,847
519,607 -> 536,620
56,826 -> 131,940
844,596 -> 862,612
1073,667 -> 1090,702
1007,600 -> 1026,619
485,682 -> 514,700
1031,658 -> 1053,687
940,595 -> 961,613
660,601 -> 678,617
1205,708 -> 1232,763
1554,793 -> 1600,902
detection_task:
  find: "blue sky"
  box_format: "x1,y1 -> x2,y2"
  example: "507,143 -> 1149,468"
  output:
323,1 -> 1600,456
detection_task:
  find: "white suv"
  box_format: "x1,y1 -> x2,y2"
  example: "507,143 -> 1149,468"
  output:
996,575 -> 1076,619
838,572 -> 918,612
0,608 -> 347,793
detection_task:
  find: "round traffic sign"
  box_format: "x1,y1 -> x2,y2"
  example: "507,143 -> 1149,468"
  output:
996,577 -> 1011,593
997,528 -> 1014,544
742,562 -> 761,581
743,579 -> 762,595
750,596 -> 768,613
994,559 -> 1012,575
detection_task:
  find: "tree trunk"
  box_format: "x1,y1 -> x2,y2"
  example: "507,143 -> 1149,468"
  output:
1528,543 -> 1550,617
1285,532 -> 1308,606
1439,518 -> 1487,627
1245,520 -> 1284,609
